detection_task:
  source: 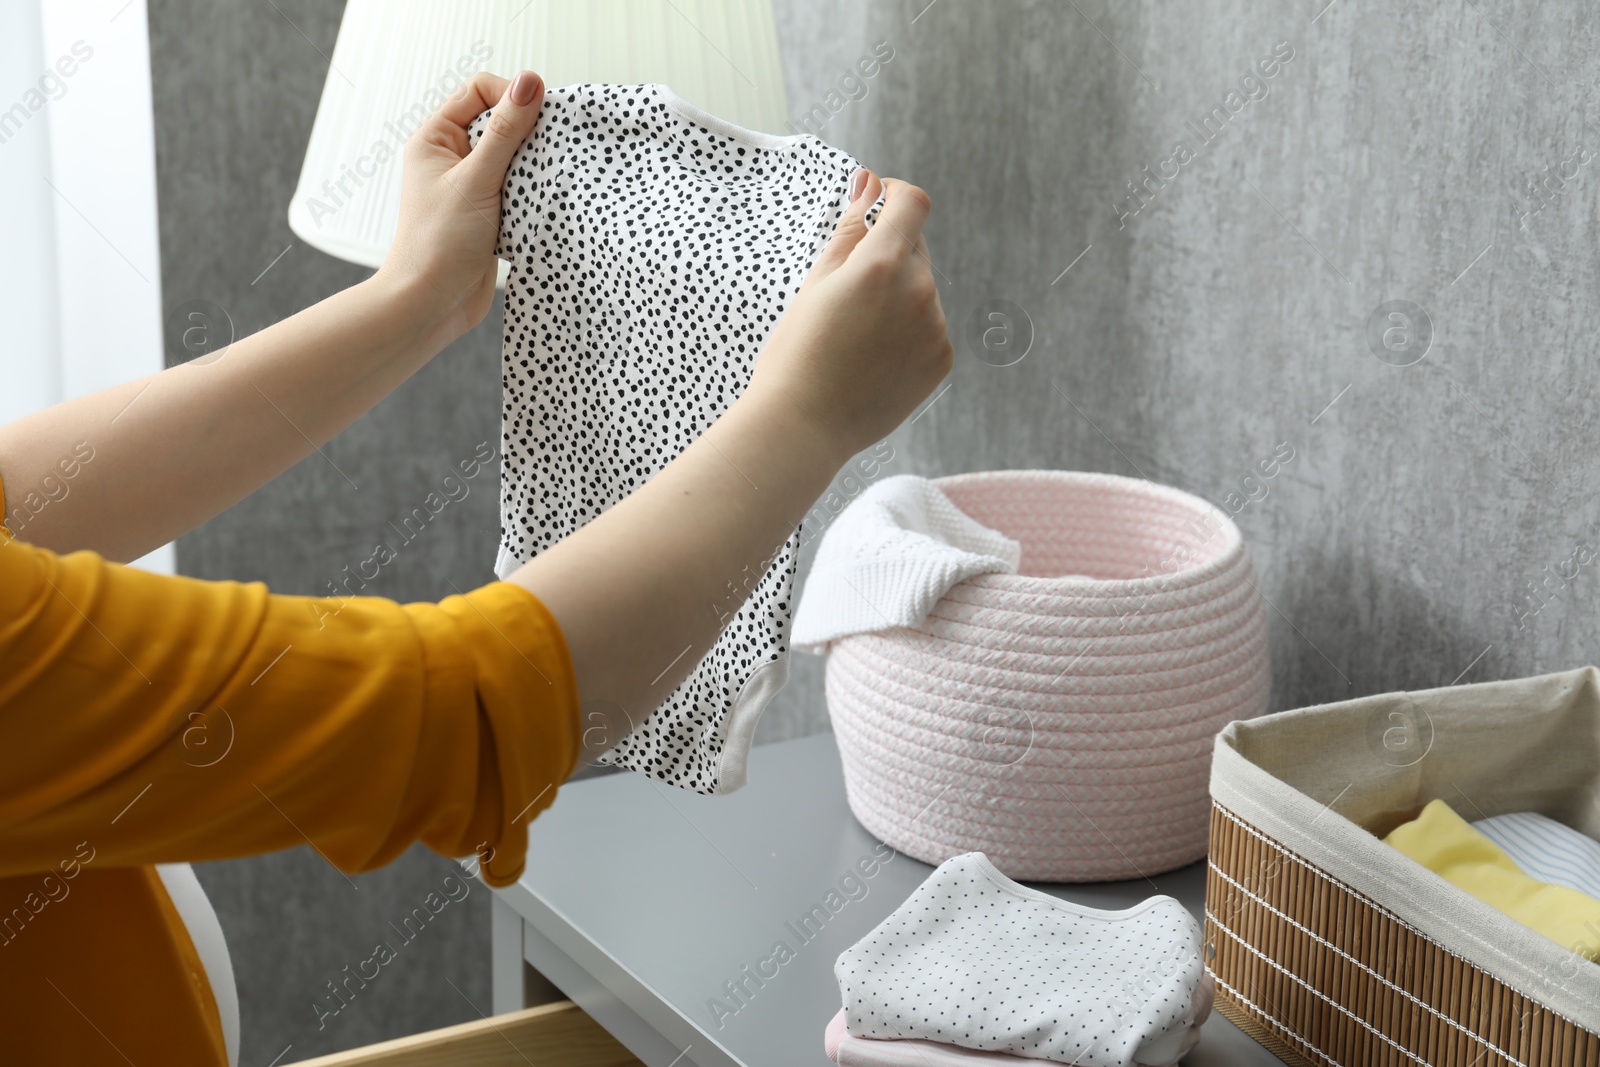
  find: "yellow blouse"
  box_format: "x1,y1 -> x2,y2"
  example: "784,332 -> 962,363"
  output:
0,473 -> 581,1065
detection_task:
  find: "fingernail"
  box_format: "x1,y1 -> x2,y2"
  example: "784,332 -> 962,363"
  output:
510,70 -> 539,106
849,167 -> 868,203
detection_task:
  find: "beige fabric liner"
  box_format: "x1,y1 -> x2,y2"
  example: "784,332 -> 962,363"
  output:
1210,664 -> 1600,1034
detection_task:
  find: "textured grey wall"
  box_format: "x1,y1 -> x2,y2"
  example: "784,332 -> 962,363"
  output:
764,0 -> 1600,743
151,0 -> 1600,1059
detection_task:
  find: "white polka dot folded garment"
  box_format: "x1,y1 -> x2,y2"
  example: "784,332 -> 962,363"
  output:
834,852 -> 1207,1067
466,84 -> 884,795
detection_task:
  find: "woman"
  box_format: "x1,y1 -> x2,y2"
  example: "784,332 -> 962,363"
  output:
0,69 -> 951,1064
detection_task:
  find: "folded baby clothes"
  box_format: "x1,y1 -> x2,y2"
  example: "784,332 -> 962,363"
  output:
1472,810 -> 1600,900
822,981 -> 1213,1067
466,85 -> 884,794
791,475 -> 1023,653
833,852 -> 1209,1067
1384,799 -> 1600,959
825,1011 -> 1028,1067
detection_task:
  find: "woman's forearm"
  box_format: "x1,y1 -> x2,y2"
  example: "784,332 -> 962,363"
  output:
504,174 -> 948,748
0,270 -> 450,562
0,70 -> 548,564
505,386 -> 853,743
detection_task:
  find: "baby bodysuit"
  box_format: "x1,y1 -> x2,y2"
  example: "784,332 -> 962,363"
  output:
465,84 -> 884,794
834,852 -> 1208,1067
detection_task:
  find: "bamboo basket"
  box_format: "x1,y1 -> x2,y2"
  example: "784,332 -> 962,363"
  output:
1204,666 -> 1600,1067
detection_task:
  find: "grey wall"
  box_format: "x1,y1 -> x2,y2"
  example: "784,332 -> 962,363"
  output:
150,0 -> 1600,1060
764,0 -> 1600,742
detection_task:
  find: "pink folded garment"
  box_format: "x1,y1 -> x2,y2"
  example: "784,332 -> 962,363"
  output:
823,977 -> 1214,1067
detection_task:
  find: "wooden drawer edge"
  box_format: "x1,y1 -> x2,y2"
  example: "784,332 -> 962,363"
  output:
285,999 -> 645,1067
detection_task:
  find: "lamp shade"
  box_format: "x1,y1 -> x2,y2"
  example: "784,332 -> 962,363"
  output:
287,0 -> 791,285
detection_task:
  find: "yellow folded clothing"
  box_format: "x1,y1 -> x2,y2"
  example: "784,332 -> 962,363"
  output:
1384,798 -> 1600,960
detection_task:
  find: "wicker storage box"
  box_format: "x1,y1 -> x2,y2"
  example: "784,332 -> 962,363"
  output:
1205,666 -> 1600,1067
827,469 -> 1271,882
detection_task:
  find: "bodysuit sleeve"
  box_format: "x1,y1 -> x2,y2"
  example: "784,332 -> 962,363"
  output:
0,476 -> 581,890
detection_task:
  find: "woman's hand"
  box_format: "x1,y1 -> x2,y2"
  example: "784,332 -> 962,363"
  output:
376,70 -> 546,347
745,169 -> 953,460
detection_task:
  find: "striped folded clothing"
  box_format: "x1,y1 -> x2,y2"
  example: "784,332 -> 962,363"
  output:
1471,809 -> 1600,901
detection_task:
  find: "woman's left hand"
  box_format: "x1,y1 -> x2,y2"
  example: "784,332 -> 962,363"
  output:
377,69 -> 545,347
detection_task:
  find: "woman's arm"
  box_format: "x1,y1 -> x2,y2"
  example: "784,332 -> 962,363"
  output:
0,275 -> 441,562
0,71 -> 549,563
509,173 -> 951,746
0,164 -> 947,882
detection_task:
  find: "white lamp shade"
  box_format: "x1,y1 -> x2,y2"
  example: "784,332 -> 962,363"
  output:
287,0 -> 791,284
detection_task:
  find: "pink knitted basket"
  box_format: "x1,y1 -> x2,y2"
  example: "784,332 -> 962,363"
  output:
826,470 -> 1270,883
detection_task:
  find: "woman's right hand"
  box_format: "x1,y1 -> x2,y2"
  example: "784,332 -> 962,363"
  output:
745,169 -> 953,459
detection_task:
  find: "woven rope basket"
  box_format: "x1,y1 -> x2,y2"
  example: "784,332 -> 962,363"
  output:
826,469 -> 1271,882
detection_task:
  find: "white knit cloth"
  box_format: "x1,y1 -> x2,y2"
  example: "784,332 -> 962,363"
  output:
792,475 -> 1022,653
834,852 -> 1207,1067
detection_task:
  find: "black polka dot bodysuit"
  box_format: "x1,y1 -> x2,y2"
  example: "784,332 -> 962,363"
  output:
466,84 -> 885,795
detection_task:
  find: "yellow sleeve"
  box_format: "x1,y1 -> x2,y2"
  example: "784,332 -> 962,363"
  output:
0,476 -> 580,890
